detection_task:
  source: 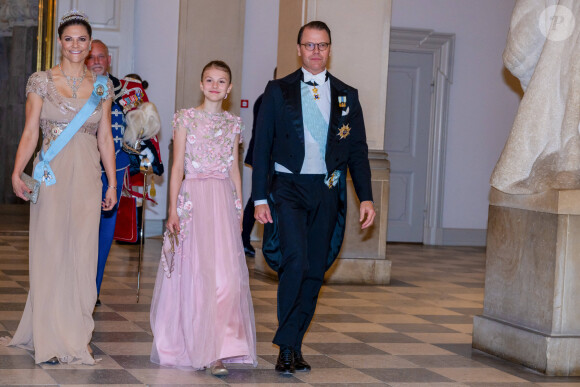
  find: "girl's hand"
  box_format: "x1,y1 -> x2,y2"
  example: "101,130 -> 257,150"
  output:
12,174 -> 31,201
166,211 -> 180,234
102,186 -> 117,210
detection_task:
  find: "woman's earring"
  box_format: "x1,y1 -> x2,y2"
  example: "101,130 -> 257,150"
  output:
224,93 -> 228,100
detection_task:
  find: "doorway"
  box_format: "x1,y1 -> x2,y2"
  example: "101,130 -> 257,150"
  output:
386,50 -> 433,242
386,28 -> 455,245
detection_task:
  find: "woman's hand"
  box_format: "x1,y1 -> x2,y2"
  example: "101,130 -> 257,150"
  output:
166,211 -> 180,234
12,174 -> 31,201
102,186 -> 117,210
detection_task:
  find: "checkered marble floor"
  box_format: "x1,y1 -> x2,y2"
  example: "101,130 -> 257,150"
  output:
1,214 -> 580,385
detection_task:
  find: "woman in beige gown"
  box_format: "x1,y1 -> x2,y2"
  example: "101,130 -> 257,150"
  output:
8,11 -> 117,364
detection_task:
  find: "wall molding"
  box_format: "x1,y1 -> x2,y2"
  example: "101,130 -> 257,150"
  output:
144,219 -> 163,238
442,228 -> 487,247
389,27 -> 455,245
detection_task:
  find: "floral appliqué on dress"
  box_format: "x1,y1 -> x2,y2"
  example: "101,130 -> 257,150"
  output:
176,192 -> 193,233
173,108 -> 243,214
160,192 -> 192,278
172,108 -> 243,177
233,190 -> 242,219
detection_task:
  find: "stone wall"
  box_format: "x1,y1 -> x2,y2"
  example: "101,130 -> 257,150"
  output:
1,25 -> 37,204
0,0 -> 39,203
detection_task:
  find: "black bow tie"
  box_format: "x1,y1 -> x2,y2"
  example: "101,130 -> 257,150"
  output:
302,72 -> 328,87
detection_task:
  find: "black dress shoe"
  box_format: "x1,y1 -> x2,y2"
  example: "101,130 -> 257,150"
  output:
294,351 -> 311,372
95,298 -> 101,306
244,246 -> 255,257
275,347 -> 294,375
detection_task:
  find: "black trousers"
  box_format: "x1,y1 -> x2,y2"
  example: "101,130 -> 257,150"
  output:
241,195 -> 255,248
271,173 -> 339,350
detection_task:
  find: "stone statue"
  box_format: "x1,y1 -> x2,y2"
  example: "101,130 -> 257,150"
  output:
0,0 -> 38,37
491,0 -> 580,194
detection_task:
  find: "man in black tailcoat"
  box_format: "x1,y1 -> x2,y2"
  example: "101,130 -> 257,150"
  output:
252,21 -> 376,375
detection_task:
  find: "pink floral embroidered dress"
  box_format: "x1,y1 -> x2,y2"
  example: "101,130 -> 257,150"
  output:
150,108 -> 257,369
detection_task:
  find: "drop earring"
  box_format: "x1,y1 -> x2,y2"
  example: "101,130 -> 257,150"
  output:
224,93 -> 228,100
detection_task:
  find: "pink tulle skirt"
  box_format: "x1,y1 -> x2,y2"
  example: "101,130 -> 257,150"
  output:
150,177 -> 257,369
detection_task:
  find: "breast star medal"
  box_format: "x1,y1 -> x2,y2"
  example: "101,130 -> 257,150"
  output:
338,123 -> 351,139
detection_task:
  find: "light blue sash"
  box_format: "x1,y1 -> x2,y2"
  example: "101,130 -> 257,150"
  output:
301,81 -> 328,158
34,75 -> 109,186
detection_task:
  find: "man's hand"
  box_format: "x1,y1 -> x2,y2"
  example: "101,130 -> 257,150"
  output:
359,200 -> 376,229
255,203 -> 273,224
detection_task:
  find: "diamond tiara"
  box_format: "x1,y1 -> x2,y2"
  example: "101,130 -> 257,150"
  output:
59,9 -> 89,27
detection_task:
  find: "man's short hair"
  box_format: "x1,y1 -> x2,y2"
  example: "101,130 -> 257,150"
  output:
91,39 -> 109,55
297,21 -> 331,44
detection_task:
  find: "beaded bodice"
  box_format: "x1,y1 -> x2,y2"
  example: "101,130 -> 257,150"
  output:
26,70 -> 113,149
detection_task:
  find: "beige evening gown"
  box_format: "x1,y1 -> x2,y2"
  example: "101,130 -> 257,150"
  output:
7,70 -> 113,364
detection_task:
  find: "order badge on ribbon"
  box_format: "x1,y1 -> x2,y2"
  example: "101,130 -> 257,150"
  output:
96,84 -> 105,97
324,170 -> 341,189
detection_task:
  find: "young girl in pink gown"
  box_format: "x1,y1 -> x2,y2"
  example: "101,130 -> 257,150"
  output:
150,61 -> 257,375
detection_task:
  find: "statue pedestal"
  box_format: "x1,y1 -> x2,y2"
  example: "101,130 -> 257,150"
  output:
473,188 -> 580,375
254,151 -> 391,285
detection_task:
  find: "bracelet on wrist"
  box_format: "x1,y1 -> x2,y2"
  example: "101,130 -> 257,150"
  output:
107,185 -> 117,190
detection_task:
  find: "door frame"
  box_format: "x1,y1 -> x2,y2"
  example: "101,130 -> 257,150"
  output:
54,0 -> 135,76
389,28 -> 455,245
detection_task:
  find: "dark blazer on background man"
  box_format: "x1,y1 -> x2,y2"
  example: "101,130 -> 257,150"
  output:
244,94 -> 263,167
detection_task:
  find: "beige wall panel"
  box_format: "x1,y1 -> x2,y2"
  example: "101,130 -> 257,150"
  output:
176,0 -> 246,114
276,0 -> 304,78
306,0 -> 391,150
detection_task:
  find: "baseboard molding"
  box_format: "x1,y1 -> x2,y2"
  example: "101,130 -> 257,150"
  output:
144,219 -> 164,238
441,228 -> 487,246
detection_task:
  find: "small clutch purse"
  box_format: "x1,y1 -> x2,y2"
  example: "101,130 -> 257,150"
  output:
20,173 -> 40,204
